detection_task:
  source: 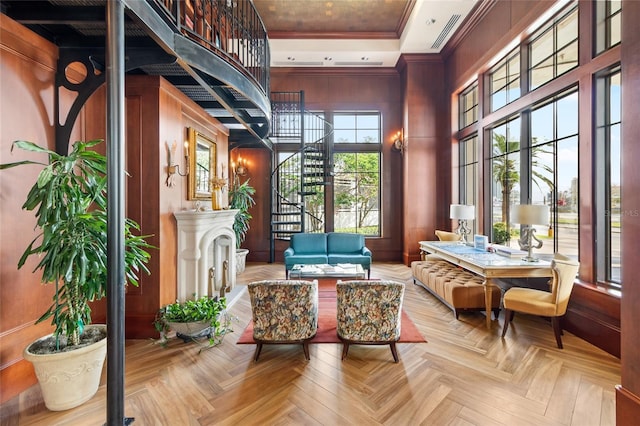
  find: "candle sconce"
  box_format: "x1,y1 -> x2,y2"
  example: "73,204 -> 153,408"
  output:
231,156 -> 249,188
166,140 -> 189,187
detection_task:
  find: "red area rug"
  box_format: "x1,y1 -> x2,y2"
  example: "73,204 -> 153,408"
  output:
237,287 -> 426,344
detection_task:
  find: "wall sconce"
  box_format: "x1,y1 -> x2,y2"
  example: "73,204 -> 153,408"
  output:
231,156 -> 249,188
234,156 -> 248,176
392,129 -> 405,154
450,204 -> 475,244
510,204 -> 550,262
166,140 -> 189,187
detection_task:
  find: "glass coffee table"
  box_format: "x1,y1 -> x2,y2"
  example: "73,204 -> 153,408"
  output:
288,263 -> 366,279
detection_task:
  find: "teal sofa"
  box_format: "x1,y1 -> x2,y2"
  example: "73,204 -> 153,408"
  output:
284,233 -> 372,278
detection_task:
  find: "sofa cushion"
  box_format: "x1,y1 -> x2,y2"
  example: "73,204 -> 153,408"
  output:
327,232 -> 364,254
290,233 -> 327,254
284,254 -> 329,268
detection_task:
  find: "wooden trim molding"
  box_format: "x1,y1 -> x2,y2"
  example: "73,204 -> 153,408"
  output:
267,31 -> 399,39
441,0 -> 498,58
563,282 -> 621,358
616,385 -> 640,425
270,67 -> 399,76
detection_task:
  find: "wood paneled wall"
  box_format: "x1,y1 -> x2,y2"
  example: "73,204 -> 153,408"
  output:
396,55 -> 450,264
3,0 -> 638,412
618,0 -> 640,419
86,76 -> 231,338
0,14 -> 83,402
0,14 -> 230,401
441,0 -> 627,370
268,68 -> 405,262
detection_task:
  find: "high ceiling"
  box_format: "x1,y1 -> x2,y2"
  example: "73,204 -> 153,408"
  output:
252,0 -> 479,68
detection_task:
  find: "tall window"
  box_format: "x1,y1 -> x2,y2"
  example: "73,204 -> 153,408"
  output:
459,83 -> 478,129
490,49 -> 520,111
333,113 -> 381,235
596,67 -> 621,286
595,0 -> 621,55
528,6 -> 578,90
489,117 -> 521,244
486,89 -> 579,255
459,135 -> 478,235
530,90 -> 579,258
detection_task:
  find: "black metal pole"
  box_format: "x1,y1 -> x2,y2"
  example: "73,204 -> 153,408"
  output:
106,1 -> 132,424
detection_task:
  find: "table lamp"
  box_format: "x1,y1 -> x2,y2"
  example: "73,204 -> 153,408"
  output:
510,204 -> 550,262
450,204 -> 475,244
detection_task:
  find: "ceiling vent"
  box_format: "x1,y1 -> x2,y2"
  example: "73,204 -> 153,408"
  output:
273,61 -> 324,66
334,61 -> 384,66
431,14 -> 461,49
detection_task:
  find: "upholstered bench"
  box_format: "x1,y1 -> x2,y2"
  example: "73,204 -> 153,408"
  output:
411,260 -> 501,319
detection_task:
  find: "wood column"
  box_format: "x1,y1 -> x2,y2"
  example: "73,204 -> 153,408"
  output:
398,55 -> 449,265
617,0 -> 640,421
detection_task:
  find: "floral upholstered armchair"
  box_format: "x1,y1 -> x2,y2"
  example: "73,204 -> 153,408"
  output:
336,280 -> 405,363
247,279 -> 318,361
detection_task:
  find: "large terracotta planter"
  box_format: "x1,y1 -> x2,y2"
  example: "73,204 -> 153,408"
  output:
23,324 -> 107,411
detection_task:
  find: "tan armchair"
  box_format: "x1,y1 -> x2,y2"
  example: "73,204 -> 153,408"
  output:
247,279 -> 318,361
422,230 -> 461,261
501,254 -> 579,349
336,279 -> 405,362
435,229 -> 461,241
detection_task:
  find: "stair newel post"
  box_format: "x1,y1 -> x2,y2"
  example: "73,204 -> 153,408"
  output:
299,91 -> 306,233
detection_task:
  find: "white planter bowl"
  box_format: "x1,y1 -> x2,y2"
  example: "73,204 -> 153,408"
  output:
167,320 -> 212,337
236,248 -> 249,274
23,324 -> 107,411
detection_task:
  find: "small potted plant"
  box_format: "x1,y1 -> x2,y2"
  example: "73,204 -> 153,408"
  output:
154,295 -> 232,351
0,139 -> 152,411
228,179 -> 256,273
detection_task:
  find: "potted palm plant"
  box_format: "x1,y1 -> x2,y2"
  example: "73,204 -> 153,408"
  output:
0,139 -> 152,411
228,179 -> 256,273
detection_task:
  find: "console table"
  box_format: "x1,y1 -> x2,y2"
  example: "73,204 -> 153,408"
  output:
419,241 -> 553,328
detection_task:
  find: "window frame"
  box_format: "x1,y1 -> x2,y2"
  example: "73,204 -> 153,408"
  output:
489,48 -> 521,112
459,82 -> 479,129
331,112 -> 383,236
528,5 -> 579,91
459,134 -> 479,235
595,65 -> 622,288
595,0 -> 622,55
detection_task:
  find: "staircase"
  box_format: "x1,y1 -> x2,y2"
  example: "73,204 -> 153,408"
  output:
268,92 -> 333,262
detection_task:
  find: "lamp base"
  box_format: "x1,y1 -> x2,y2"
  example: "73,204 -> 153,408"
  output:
521,256 -> 540,263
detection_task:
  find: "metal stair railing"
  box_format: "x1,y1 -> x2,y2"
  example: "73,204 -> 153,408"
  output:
268,92 -> 333,262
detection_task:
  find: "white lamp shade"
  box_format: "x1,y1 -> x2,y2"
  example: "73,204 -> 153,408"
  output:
450,204 -> 475,220
510,204 -> 549,225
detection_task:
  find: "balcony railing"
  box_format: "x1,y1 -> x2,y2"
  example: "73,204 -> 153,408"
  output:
155,0 -> 270,94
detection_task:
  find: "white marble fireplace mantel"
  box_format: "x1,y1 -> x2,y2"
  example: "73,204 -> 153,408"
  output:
174,209 -> 238,300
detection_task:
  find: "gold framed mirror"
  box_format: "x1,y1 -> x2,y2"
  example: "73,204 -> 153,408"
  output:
187,128 -> 217,200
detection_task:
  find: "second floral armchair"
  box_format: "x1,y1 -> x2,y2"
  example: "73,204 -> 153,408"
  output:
336,279 -> 405,363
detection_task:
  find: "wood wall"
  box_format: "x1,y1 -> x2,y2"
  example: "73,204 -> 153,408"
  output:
86,76 -> 230,337
0,14 -> 229,401
443,1 -> 640,419
618,0 -> 640,420
0,14 -> 81,403
3,0 -> 639,414
268,68 -> 406,262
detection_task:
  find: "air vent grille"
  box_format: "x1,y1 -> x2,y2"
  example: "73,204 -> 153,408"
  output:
273,61 -> 324,66
431,14 -> 461,49
334,61 -> 384,66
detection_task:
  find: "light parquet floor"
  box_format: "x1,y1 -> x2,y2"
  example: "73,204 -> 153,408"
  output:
1,262 -> 620,425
